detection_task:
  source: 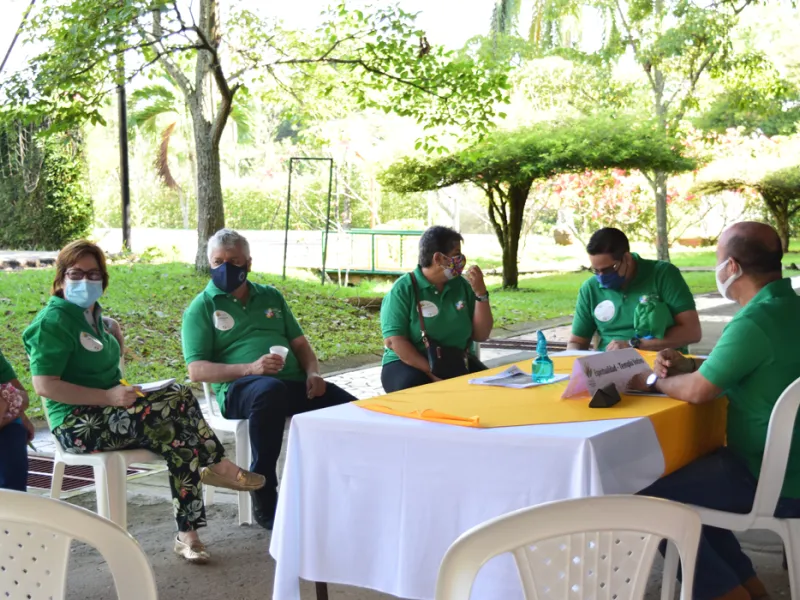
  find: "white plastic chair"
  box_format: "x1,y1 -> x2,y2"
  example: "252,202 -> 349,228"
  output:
0,489 -> 158,600
435,495 -> 702,600
50,440 -> 162,531
200,382 -> 254,525
662,376 -> 800,600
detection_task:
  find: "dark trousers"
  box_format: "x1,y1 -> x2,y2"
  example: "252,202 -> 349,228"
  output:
639,447 -> 800,600
224,376 -> 354,512
0,419 -> 28,491
381,356 -> 486,394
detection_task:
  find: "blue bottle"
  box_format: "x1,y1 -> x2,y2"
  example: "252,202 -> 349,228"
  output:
532,330 -> 555,383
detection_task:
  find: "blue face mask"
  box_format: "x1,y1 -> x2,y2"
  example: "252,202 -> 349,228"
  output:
596,271 -> 626,290
211,261 -> 248,293
64,279 -> 104,309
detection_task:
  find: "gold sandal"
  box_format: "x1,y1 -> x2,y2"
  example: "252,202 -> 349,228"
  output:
200,466 -> 266,492
174,537 -> 211,564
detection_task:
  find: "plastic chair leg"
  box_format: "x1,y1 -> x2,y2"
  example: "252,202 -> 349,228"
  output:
783,521 -> 800,596
93,455 -> 128,529
50,460 -> 65,500
661,541 -> 679,600
204,484 -> 216,507
235,431 -> 253,526
93,463 -> 111,521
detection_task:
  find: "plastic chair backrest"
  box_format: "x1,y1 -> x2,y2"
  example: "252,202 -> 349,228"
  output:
435,495 -> 701,600
750,376 -> 800,518
201,382 -> 223,418
0,490 -> 158,600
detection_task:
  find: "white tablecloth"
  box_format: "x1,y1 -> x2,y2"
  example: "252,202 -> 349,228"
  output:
269,403 -> 666,600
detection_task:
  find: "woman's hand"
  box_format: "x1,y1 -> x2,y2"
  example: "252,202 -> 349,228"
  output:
21,414 -> 35,442
464,265 -> 488,296
105,385 -> 140,408
0,393 -> 9,429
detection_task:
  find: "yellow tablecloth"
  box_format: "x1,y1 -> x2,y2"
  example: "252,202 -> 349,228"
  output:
356,354 -> 726,476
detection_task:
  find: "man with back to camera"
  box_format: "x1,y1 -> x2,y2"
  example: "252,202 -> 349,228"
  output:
181,229 -> 355,530
567,227 -> 702,352
628,222 -> 799,600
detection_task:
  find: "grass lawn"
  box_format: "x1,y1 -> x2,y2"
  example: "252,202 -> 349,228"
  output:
2,262 -> 717,418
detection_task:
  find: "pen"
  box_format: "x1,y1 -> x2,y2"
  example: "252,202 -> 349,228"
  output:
27,441 -> 37,452
120,379 -> 145,398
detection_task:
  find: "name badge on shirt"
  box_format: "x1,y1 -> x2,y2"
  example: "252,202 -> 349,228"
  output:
419,300 -> 439,318
213,310 -> 235,331
594,299 -> 616,323
79,332 -> 104,352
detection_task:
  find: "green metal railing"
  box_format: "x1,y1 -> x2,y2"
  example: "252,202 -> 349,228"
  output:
338,229 -> 425,273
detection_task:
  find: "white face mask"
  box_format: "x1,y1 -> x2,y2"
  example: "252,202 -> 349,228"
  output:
716,259 -> 742,301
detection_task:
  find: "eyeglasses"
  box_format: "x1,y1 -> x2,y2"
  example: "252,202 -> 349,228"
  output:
65,268 -> 104,281
589,262 -> 621,276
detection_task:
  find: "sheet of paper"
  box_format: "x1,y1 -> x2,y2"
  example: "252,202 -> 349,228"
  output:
562,349 -> 653,398
137,378 -> 177,394
470,366 -> 569,389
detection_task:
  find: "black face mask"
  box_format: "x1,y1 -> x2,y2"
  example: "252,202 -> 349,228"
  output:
211,261 -> 248,293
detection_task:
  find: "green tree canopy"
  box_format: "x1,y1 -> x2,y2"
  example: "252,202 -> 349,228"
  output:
1,0 -> 510,270
693,165 -> 800,252
380,115 -> 698,288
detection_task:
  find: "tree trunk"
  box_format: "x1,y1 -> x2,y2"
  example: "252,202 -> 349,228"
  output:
654,170 -> 670,261
776,216 -> 791,253
192,117 -> 225,271
501,183 -> 529,288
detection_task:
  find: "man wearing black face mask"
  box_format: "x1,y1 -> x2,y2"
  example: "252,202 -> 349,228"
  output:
181,229 -> 355,530
567,228 -> 701,352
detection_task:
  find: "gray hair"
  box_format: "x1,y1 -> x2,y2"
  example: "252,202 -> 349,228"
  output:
207,228 -> 251,262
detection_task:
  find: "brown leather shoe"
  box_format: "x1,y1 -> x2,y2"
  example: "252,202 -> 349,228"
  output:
200,466 -> 266,492
174,537 -> 210,564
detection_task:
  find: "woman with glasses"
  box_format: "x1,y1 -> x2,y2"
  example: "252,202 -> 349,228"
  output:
22,240 -> 265,564
379,226 -> 494,393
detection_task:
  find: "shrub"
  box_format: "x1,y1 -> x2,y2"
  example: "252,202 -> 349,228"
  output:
0,130 -> 92,249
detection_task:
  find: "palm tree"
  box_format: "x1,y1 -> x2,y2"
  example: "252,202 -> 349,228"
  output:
128,79 -> 252,228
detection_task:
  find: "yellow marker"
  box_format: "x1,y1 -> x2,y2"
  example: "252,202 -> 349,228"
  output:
120,379 -> 145,398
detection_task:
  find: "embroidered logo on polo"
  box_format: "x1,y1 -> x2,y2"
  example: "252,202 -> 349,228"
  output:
265,308 -> 282,319
213,310 -> 235,331
419,301 -> 439,318
594,300 -> 616,323
455,300 -> 465,310
79,331 -> 104,352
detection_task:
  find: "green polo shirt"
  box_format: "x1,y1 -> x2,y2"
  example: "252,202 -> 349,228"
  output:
571,254 -> 696,351
23,297 -> 122,431
0,350 -> 17,384
182,281 -> 305,413
380,266 -> 476,366
699,278 -> 800,497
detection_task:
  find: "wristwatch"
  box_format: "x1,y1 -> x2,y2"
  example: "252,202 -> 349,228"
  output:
629,337 -> 642,349
646,373 -> 659,393
475,291 -> 490,302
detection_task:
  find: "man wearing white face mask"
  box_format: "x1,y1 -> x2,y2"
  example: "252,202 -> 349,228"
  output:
628,222 -> 799,600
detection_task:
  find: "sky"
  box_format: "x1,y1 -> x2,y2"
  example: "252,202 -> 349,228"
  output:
0,0 -> 494,77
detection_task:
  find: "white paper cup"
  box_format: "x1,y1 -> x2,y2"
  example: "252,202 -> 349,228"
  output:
270,346 -> 289,360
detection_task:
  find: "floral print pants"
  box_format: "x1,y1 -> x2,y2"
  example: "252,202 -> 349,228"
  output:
53,384 -> 225,532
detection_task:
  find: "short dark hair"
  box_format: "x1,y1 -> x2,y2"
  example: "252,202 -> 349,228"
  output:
727,234 -> 783,275
418,226 -> 463,267
586,228 -> 630,259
